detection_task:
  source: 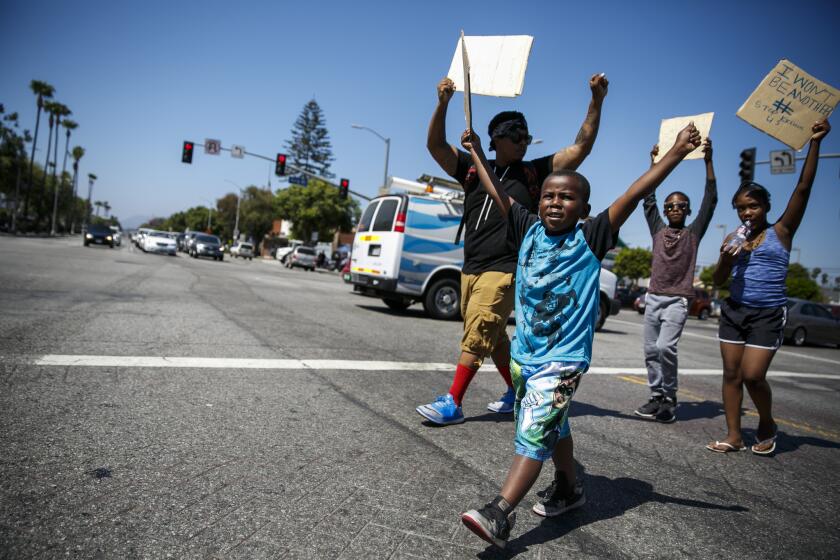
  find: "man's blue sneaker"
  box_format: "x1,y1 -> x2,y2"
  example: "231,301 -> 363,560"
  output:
416,394 -> 465,425
487,387 -> 515,413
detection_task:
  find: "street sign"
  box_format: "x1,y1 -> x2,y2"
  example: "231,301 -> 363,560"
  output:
770,149 -> 796,174
231,145 -> 245,159
288,175 -> 308,186
310,231 -> 318,242
204,138 -> 221,155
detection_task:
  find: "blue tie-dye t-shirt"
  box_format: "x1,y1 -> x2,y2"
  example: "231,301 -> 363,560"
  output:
508,203 -> 617,367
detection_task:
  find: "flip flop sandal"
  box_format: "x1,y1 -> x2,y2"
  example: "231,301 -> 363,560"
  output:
705,441 -> 746,453
751,425 -> 778,455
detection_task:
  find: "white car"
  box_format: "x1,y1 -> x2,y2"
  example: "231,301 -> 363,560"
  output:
142,231 -> 177,256
109,226 -> 122,246
231,242 -> 255,260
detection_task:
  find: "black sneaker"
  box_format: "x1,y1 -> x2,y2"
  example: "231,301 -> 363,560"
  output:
461,501 -> 515,548
532,472 -> 585,517
634,395 -> 663,418
655,396 -> 677,423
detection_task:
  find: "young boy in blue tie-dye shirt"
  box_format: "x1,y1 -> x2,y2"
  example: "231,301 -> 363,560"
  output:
457,123 -> 701,549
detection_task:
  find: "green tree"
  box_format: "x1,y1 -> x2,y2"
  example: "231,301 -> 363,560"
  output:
284,99 -> 334,178
274,179 -> 358,242
810,266 -> 821,281
24,80 -> 55,218
787,263 -> 822,302
238,186 -> 277,246
613,247 -> 652,285
821,272 -> 829,286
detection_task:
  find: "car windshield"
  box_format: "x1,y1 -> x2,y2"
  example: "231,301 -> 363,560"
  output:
240,244 -> 253,250
196,234 -> 220,244
149,232 -> 169,238
87,225 -> 111,234
297,247 -> 315,255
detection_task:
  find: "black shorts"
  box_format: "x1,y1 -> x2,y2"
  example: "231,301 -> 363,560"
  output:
718,298 -> 787,350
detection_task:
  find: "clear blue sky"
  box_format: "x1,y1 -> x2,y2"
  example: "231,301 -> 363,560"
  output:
2,0 -> 839,275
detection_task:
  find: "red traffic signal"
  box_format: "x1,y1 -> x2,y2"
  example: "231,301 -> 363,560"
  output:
339,178 -> 349,199
182,141 -> 194,164
275,153 -> 287,176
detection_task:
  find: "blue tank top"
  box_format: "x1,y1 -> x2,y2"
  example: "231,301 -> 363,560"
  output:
729,225 -> 789,308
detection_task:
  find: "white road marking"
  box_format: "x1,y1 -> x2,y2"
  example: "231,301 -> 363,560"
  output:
32,355 -> 840,379
607,318 -> 840,366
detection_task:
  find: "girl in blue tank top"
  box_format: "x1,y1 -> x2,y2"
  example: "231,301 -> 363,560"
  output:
706,119 -> 831,457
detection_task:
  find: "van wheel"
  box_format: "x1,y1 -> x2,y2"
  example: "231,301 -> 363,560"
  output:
596,297 -> 608,331
423,278 -> 460,320
698,308 -> 710,321
383,298 -> 410,311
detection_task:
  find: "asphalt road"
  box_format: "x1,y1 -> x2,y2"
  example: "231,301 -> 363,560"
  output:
1,236 -> 839,559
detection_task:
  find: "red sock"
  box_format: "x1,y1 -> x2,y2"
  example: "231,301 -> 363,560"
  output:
449,364 -> 478,406
496,365 -> 513,388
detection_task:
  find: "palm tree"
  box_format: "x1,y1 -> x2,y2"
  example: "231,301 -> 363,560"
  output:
38,101 -> 58,226
24,80 -> 55,219
94,200 -> 103,217
48,103 -> 71,235
69,145 -> 84,234
103,201 -> 111,219
52,117 -> 77,233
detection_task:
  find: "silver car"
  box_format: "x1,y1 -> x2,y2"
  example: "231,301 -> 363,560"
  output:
784,298 -> 840,347
285,246 -> 316,271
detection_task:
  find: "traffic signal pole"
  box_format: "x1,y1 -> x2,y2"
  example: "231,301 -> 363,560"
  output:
191,142 -> 371,201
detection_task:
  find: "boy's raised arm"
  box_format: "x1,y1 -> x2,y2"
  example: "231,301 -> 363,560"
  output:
551,73 -> 609,171
461,129 -> 514,218
426,77 -> 460,177
607,123 -> 701,234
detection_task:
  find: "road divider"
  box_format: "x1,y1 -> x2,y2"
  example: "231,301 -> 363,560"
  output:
32,355 -> 840,379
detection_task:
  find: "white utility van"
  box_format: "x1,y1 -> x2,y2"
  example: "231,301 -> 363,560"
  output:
350,177 -> 620,328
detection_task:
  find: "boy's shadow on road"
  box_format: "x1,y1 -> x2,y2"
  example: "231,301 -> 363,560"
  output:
477,472 -> 749,559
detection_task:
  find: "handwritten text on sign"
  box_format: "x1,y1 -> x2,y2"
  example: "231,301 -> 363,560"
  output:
736,59 -> 837,150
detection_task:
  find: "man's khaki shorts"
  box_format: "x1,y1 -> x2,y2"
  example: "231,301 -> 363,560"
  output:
460,271 -> 515,357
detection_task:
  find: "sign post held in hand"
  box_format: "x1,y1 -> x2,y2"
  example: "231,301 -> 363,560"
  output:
655,113 -> 714,163
460,30 -> 472,131
737,59 -> 837,150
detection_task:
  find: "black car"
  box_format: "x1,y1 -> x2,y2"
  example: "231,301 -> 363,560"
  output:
189,233 -> 224,261
84,224 -> 115,248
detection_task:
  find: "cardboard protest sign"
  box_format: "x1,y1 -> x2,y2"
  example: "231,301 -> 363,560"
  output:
654,113 -> 714,163
737,59 -> 838,150
447,35 -> 534,98
460,30 -> 472,130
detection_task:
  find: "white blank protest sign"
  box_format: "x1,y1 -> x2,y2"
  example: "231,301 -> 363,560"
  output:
655,112 -> 714,163
447,35 -> 534,98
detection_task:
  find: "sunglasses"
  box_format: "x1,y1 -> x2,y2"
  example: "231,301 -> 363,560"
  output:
664,202 -> 689,211
500,131 -> 533,145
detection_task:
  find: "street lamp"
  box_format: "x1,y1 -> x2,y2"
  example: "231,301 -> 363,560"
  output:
352,124 -> 390,190
225,179 -> 244,241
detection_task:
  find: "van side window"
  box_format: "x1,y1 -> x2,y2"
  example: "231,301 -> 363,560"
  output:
357,201 -> 379,233
372,199 -> 399,231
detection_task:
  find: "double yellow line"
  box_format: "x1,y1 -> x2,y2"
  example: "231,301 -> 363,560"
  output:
616,374 -> 840,442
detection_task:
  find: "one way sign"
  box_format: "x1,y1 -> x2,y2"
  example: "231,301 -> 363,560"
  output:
770,149 -> 796,174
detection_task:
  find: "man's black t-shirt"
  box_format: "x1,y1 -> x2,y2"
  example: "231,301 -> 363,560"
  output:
452,150 -> 552,274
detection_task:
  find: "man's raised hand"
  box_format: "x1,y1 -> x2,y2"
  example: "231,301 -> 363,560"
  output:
671,122 -> 701,157
811,119 -> 831,142
437,77 -> 456,104
649,144 -> 659,166
703,138 -> 713,162
589,73 -> 609,103
461,129 -> 481,153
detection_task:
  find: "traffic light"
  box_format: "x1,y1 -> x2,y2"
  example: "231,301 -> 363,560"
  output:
181,141 -> 194,164
339,178 -> 349,199
275,153 -> 287,176
739,147 -> 756,183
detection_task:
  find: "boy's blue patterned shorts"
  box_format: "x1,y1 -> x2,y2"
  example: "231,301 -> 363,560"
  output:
511,359 -> 587,461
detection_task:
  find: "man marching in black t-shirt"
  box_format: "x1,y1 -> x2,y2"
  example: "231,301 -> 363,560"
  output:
415,73 -> 609,425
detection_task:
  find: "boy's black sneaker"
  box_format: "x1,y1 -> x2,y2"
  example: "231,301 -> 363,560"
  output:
532,473 -> 585,517
461,502 -> 515,548
634,394 -> 663,418
655,396 -> 677,423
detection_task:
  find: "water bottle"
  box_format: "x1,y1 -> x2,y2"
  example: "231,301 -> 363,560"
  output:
724,220 -> 751,251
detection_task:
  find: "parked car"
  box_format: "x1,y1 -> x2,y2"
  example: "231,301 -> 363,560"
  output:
275,240 -> 303,264
190,233 -> 224,260
134,227 -> 152,249
84,223 -> 115,248
230,242 -> 255,260
635,288 -> 712,320
784,298 -> 840,347
109,226 -> 122,246
142,231 -> 177,255
285,246 -> 316,270
617,286 -> 646,308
